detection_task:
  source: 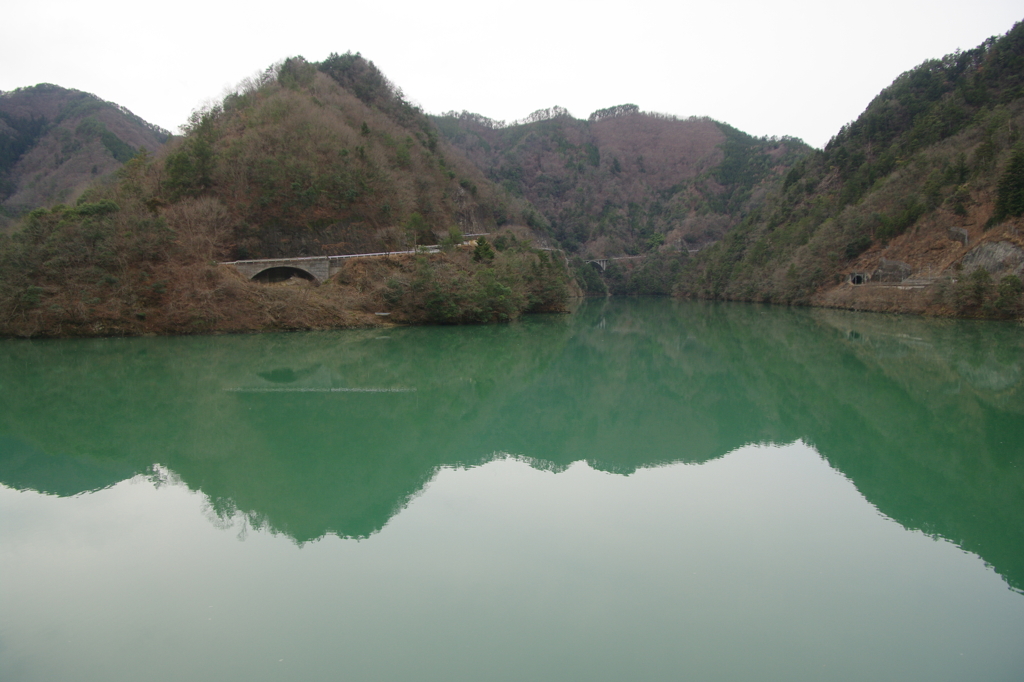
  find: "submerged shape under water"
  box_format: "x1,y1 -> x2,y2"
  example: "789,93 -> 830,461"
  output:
1,299 -> 1022,681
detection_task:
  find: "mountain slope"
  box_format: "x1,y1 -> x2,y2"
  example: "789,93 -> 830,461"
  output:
0,55 -> 571,337
678,20 -> 1024,318
0,84 -> 170,230
433,105 -> 811,258
161,55 -> 541,260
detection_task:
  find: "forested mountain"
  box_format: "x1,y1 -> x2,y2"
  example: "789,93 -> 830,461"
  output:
4,19 -> 1024,337
433,106 -> 810,259
0,85 -> 170,231
677,21 -> 1024,318
162,55 -> 544,260
0,55 -> 570,337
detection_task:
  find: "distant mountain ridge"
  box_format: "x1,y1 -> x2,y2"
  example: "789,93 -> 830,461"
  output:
0,84 -> 170,230
433,106 -> 810,261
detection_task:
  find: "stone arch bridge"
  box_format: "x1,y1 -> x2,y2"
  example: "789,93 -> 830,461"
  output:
225,250 -> 431,283
223,236 -> 499,283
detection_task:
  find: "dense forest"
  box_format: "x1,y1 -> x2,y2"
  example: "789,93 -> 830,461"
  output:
432,106 -> 810,294
162,55 -> 547,259
675,21 -> 1024,319
0,55 -> 571,337
0,84 -> 170,231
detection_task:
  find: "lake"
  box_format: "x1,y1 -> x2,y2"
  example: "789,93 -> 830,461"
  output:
1,298 -> 1023,681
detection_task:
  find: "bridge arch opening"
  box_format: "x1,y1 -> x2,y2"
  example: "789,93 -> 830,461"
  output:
252,266 -> 318,284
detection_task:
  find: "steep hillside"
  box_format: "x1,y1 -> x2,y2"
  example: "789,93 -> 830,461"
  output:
679,21 -> 1024,319
162,55 -> 540,260
0,84 -> 170,230
433,105 -> 810,260
0,55 -> 571,337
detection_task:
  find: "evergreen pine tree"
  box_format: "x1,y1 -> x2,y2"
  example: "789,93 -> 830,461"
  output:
994,146 -> 1024,221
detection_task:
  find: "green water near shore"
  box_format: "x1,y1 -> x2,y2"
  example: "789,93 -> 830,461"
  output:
2,299 -> 1023,680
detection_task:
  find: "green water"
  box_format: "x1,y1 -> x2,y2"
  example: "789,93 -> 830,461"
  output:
1,298 -> 1023,681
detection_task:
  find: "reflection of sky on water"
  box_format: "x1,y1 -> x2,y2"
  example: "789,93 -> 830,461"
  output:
2,442 -> 1023,682
956,357 -> 1021,392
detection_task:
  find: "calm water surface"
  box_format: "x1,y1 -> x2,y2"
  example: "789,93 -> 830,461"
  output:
1,299 -> 1023,681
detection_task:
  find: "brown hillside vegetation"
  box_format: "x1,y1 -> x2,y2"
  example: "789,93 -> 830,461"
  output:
678,21 -> 1024,320
0,163 -> 568,338
0,56 -> 572,337
811,107 -> 1024,316
159,56 -> 541,261
0,84 -> 170,231
589,114 -> 724,191
433,105 -> 810,294
10,21 -> 1024,336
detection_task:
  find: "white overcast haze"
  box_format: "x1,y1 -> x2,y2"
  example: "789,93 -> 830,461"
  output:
2,1 -> 1021,149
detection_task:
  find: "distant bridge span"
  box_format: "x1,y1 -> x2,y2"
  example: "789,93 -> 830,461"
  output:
585,256 -> 643,272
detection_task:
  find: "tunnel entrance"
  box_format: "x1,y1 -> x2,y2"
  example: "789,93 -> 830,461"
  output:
252,266 -> 317,284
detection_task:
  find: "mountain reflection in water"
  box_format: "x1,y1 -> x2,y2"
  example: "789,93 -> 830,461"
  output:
1,299 -> 1022,590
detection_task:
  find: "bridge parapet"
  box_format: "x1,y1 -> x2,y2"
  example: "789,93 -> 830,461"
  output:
225,241 -> 484,283
226,256 -> 330,282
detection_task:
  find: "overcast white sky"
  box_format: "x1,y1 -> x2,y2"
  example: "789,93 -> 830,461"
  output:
2,1 -> 1020,148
